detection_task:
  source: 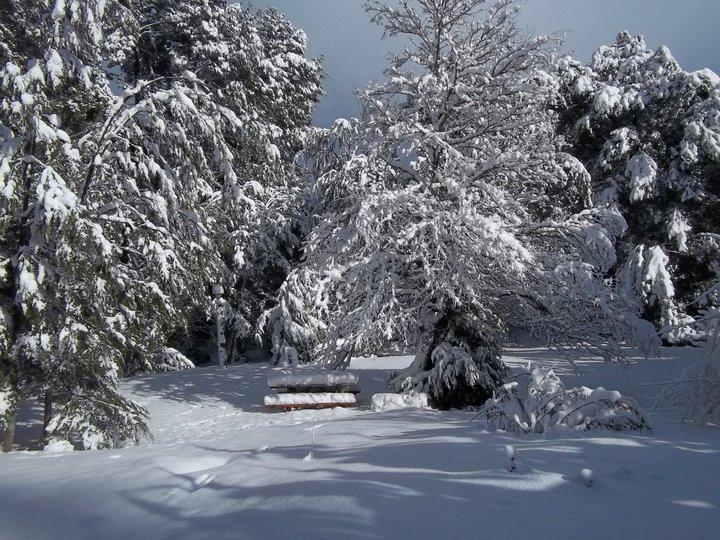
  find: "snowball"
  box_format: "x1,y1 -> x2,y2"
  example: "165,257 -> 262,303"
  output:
371,393 -> 430,412
581,468 -> 595,487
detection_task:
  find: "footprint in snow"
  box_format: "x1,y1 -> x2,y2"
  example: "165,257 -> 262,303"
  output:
155,455 -> 229,475
190,473 -> 215,491
157,456 -> 228,500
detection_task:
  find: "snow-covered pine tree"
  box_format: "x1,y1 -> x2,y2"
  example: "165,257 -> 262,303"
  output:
554,32 -> 720,343
1,0 -> 322,449
1,0 -> 153,450
221,5 -> 323,361
118,1 -> 323,363
270,0 -> 643,409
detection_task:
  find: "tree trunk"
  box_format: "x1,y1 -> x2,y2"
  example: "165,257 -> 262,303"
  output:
407,310 -> 452,374
424,311 -> 452,366
2,410 -> 16,453
330,343 -> 356,371
225,317 -> 239,365
41,392 -> 53,443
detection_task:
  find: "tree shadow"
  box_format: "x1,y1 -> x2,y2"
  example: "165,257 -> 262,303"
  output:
125,364 -> 271,412
2,411 -> 719,538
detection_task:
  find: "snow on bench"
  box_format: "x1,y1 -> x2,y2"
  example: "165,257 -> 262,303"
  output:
264,393 -> 357,411
265,369 -> 361,411
267,369 -> 360,394
371,393 -> 430,412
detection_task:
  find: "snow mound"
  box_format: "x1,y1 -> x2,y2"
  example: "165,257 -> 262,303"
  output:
371,393 -> 430,412
43,439 -> 74,453
264,393 -> 356,406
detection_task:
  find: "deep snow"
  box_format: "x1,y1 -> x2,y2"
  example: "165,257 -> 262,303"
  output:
1,348 -> 719,539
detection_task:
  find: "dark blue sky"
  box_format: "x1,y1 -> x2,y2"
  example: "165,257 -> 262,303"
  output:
244,0 -> 720,127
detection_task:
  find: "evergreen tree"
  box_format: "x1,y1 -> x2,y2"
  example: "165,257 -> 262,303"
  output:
1,0 -> 151,450
0,0 -> 321,450
121,1 -> 323,363
554,32 -> 720,343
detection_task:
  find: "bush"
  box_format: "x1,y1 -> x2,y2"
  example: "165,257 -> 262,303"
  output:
480,364 -> 649,433
151,348 -> 195,373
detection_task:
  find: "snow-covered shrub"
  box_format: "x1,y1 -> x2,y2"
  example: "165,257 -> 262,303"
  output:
390,341 -> 508,410
656,307 -> 720,426
659,362 -> 720,427
150,348 -> 195,374
47,390 -> 151,450
480,365 -> 649,433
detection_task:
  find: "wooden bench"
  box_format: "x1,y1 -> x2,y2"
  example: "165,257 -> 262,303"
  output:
264,392 -> 357,411
265,369 -> 360,411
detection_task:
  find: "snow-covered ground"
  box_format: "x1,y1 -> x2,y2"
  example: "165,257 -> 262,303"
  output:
2,348 -> 719,539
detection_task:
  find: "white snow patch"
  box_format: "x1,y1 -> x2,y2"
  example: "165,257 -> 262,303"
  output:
267,369 -> 359,388
672,500 -> 716,509
264,393 -> 356,406
371,393 -> 430,412
43,439 -> 74,453
626,153 -> 658,202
